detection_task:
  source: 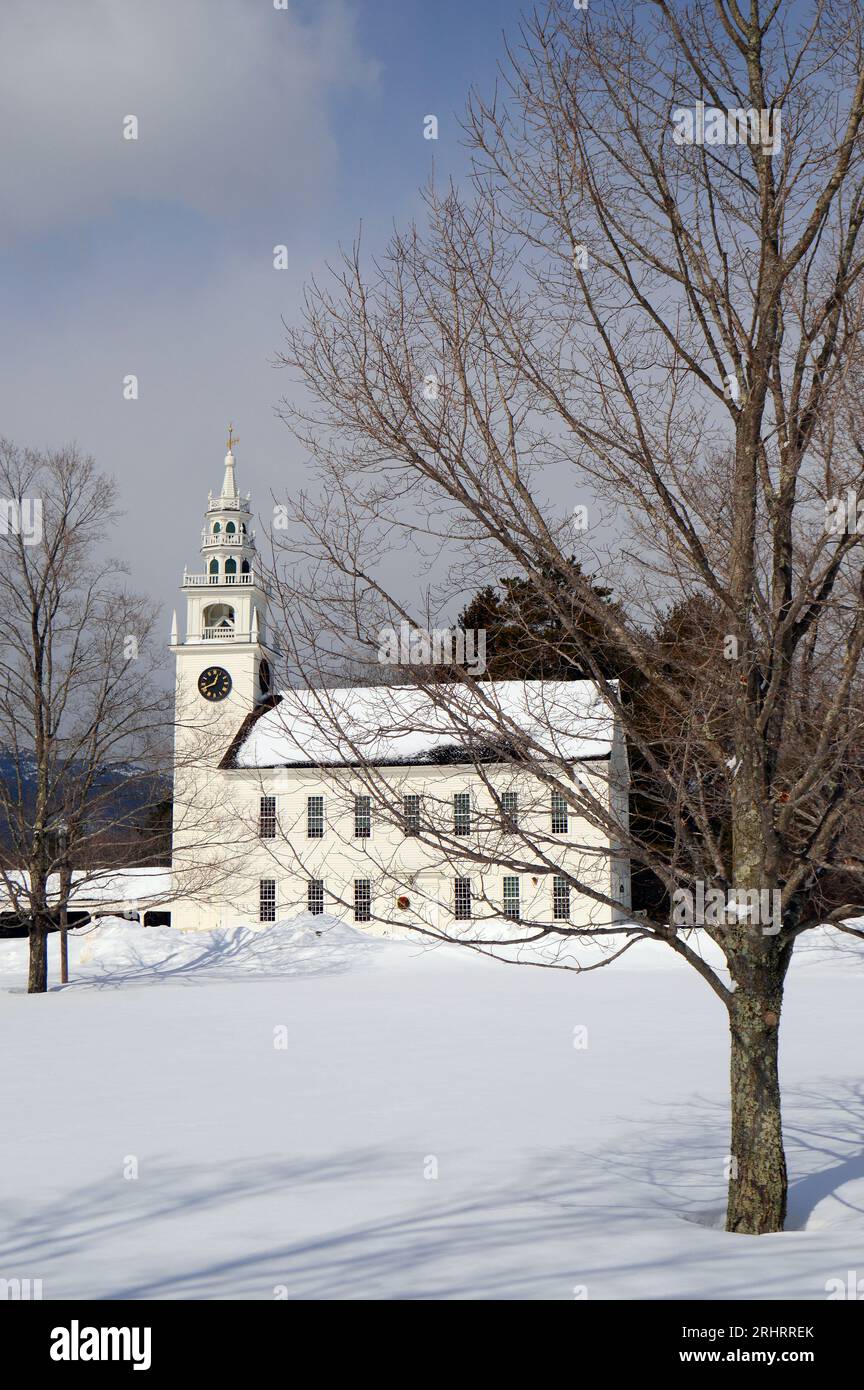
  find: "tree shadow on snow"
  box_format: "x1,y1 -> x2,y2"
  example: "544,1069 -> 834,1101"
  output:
64,926 -> 383,990
2,1083 -> 863,1301
578,1077 -> 864,1236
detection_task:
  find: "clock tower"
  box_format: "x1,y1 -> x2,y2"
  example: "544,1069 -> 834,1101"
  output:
170,429 -> 275,756
169,432 -> 277,924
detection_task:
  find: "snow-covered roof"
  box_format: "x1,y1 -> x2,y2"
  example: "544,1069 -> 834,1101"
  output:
231,680 -> 615,770
0,867 -> 171,908
68,868 -> 172,904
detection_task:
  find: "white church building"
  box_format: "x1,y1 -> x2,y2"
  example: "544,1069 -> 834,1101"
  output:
160,443 -> 631,937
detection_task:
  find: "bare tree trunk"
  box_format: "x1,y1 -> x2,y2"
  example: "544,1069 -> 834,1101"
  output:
725,968 -> 788,1233
59,905 -> 68,985
59,861 -> 71,985
27,913 -> 48,994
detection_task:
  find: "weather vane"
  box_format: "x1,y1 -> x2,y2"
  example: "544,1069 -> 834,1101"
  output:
226,423 -> 239,452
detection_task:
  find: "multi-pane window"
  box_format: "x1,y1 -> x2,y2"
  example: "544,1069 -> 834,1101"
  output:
454,877 -> 472,920
307,795 -> 324,839
354,879 -> 371,923
503,875 -> 520,921
553,875 -> 571,921
403,794 -> 421,837
354,794 -> 371,839
500,791 -> 518,831
453,792 -> 471,836
259,795 -> 276,840
259,879 -> 276,923
307,879 -> 324,916
551,791 -> 569,835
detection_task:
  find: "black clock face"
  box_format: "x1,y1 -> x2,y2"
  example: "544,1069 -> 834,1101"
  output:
259,658 -> 271,694
198,666 -> 232,702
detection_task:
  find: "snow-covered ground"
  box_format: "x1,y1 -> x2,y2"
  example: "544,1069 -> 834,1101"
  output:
1,916 -> 862,1300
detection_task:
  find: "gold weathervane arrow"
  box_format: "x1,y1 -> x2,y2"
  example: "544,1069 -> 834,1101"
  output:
226,423 -> 239,452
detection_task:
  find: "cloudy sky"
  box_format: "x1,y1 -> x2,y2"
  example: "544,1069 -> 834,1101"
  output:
0,0 -> 525,628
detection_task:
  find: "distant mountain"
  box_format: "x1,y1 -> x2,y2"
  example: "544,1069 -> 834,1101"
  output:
0,749 -> 171,860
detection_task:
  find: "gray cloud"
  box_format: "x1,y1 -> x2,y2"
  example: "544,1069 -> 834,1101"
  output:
0,0 -> 378,242
0,249 -> 310,634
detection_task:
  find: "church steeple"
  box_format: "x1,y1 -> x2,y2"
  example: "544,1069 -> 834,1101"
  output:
170,429 -> 273,711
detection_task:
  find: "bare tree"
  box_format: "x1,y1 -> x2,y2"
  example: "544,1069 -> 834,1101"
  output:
0,441 -> 173,993
275,1 -> 864,1234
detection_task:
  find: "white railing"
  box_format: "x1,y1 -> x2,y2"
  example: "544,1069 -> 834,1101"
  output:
201,531 -> 254,548
207,494 -> 251,513
183,572 -> 255,587
202,626 -> 236,640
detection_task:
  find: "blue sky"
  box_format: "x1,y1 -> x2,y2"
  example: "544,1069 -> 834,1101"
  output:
0,0 -> 527,624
